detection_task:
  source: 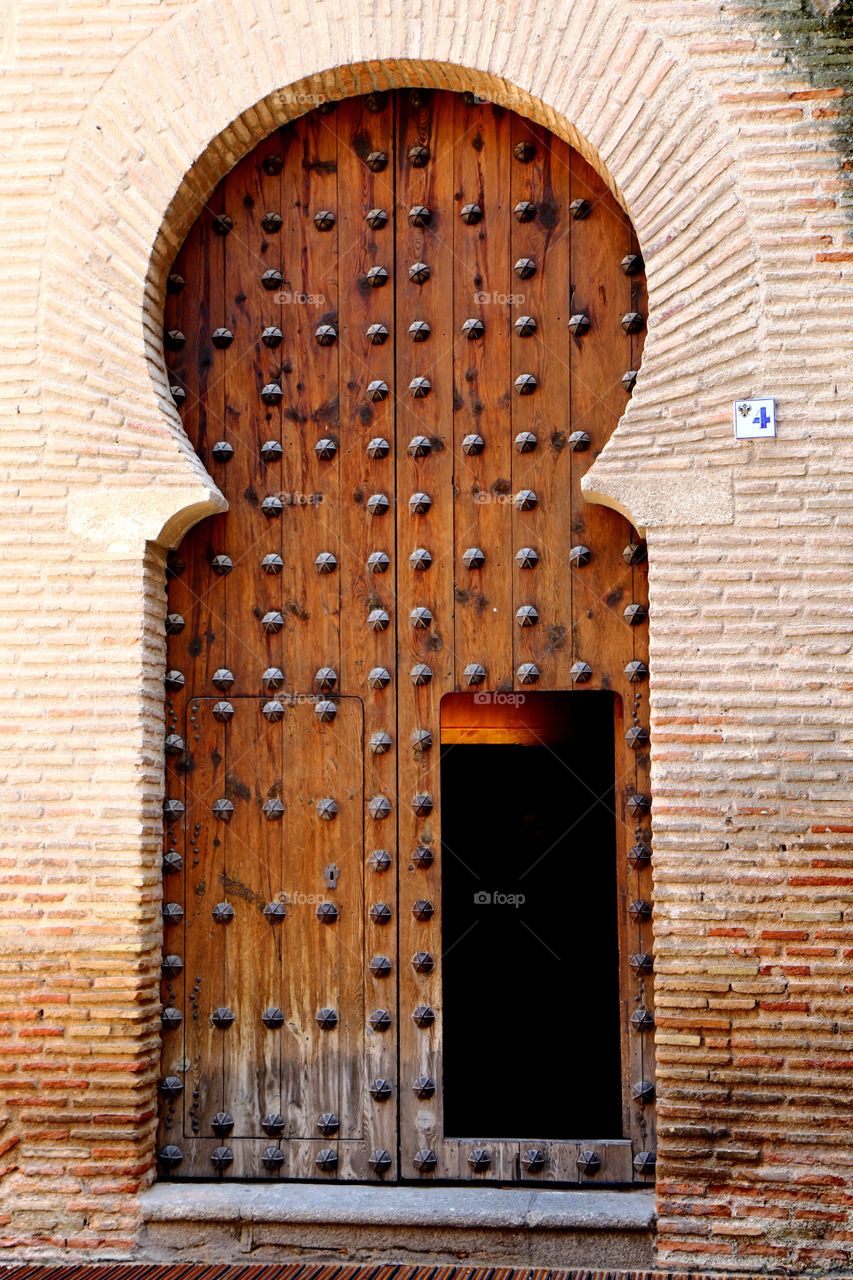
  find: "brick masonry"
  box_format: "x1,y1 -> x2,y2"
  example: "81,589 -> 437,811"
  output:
0,0 -> 852,1272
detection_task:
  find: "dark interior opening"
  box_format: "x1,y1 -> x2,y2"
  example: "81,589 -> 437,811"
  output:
440,691 -> 622,1140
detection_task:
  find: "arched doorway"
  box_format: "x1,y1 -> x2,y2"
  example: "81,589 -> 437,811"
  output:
159,87 -> 654,1184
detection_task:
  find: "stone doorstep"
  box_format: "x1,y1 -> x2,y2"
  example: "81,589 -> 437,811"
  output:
138,1184 -> 656,1268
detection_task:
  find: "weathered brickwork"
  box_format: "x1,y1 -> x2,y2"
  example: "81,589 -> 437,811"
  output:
0,0 -> 851,1272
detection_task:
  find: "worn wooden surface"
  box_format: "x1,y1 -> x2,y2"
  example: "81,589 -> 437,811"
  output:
162,88 -> 651,1183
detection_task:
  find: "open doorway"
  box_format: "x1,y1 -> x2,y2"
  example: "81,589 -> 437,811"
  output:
440,692 -> 623,1140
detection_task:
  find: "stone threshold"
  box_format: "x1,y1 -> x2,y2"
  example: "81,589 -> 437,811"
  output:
139,1184 -> 656,1268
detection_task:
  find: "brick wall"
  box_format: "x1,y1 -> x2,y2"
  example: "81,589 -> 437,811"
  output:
0,0 -> 851,1271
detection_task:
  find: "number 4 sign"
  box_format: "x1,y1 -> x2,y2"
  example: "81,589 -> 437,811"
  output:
733,397 -> 776,440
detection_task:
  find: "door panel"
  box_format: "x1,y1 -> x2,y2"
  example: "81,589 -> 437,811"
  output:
160,88 -> 653,1184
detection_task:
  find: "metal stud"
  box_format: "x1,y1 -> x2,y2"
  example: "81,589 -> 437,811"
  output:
163,798 -> 185,821
260,440 -> 283,463
462,433 -> 484,456
569,198 -> 591,220
411,950 -> 435,974
621,252 -> 644,276
410,548 -> 432,571
315,323 -> 338,346
629,899 -> 652,923
468,1148 -> 491,1172
370,902 -> 392,925
409,376 -> 432,398
369,1149 -> 393,1175
317,1112 -> 340,1136
367,551 -> 391,574
212,213 -> 233,236
631,1008 -> 655,1033
367,493 -> 390,515
366,323 -> 389,346
367,608 -> 390,631
314,209 -> 336,232
369,730 -> 392,755
514,488 -> 538,511
365,208 -> 388,230
165,670 -> 185,692
316,1008 -> 338,1029
621,312 -> 645,334
369,1009 -> 392,1032
166,552 -> 185,577
411,793 -> 434,816
624,603 -> 647,626
367,437 -> 390,460
262,796 -> 285,822
460,202 -> 483,224
369,795 -> 392,821
315,699 -> 337,724
211,1111 -> 234,1137
370,1078 -> 392,1100
514,200 -> 537,222
315,905 -> 337,930
628,843 -> 652,869
159,1075 -> 184,1099
262,700 -> 284,722
261,611 -> 284,634
258,1116 -> 285,1136
212,668 -> 235,689
408,205 -> 431,227
316,1148 -> 339,1171
413,1148 -> 437,1171
261,211 -> 283,234
463,663 -> 486,687
261,554 -> 284,580
410,606 -> 432,629
161,1007 -> 182,1030
263,901 -> 287,925
158,1145 -> 183,1170
413,1076 -> 436,1098
577,1150 -> 601,1175
412,1004 -> 436,1028
633,1080 -> 656,1105
462,547 -> 485,570
461,317 -> 485,340
162,902 -> 184,924
568,431 -> 590,452
514,315 -> 537,337
211,1007 -> 235,1029
409,320 -> 431,343
514,140 -> 536,163
517,663 -> 540,685
161,954 -> 183,978
409,492 -> 432,515
365,151 -> 388,172
630,952 -> 654,976
369,849 -> 392,873
366,266 -> 389,289
368,667 -> 391,689
409,262 -> 430,284
410,87 -> 431,108
262,1147 -> 285,1171
262,154 -> 284,175
260,383 -> 282,405
366,91 -> 388,113
262,326 -> 283,347
514,257 -> 536,280
165,329 -> 185,351
261,269 -> 283,292
262,667 -> 284,691
625,725 -> 649,750
569,545 -> 591,568
516,604 -> 539,628
570,661 -> 593,684
634,1151 -> 657,1175
625,660 -> 649,683
316,797 -> 339,821
314,667 -> 338,691
162,851 -> 183,875
210,1145 -> 234,1173
167,273 -> 185,294
367,380 -> 389,402
412,899 -> 434,921
411,663 -> 432,686
411,845 -> 434,869
515,546 -> 538,569
623,541 -> 648,566
262,1007 -> 285,1029
521,1148 -> 547,1173
165,613 -> 185,636
568,313 -> 591,336
211,327 -> 233,349
369,955 -> 392,978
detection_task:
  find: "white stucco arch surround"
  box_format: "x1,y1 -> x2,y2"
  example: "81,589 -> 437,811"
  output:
42,0 -> 764,556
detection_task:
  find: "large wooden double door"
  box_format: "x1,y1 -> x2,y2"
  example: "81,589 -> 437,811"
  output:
159,88 -> 654,1183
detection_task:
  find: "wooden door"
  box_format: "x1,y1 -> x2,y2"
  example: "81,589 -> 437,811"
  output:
159,88 -> 654,1185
